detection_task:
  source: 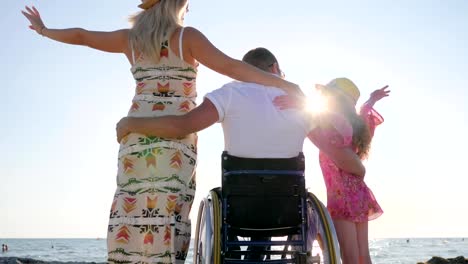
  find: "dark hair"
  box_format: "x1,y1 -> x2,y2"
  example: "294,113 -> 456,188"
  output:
334,93 -> 372,159
351,114 -> 371,159
242,47 -> 278,71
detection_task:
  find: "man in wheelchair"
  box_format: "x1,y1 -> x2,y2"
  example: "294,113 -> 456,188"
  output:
117,47 -> 365,263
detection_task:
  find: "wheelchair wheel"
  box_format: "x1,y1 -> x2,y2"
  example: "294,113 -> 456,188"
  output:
193,190 -> 222,264
307,192 -> 341,264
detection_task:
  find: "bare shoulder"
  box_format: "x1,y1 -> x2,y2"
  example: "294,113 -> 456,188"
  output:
116,29 -> 131,42
183,26 -> 202,34
115,28 -> 130,34
182,27 -> 216,52
116,28 -> 132,55
98,28 -> 131,48
183,27 -> 206,40
98,28 -> 129,39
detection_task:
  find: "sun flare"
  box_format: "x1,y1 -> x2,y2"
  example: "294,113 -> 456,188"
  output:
304,89 -> 328,114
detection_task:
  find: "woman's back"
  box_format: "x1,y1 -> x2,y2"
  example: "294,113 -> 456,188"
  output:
122,27 -> 198,144
129,27 -> 197,112
109,27 -> 198,263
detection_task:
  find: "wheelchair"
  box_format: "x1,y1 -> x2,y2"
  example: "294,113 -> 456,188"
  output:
193,152 -> 341,264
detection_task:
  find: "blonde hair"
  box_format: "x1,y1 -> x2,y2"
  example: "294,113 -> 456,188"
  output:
129,0 -> 188,62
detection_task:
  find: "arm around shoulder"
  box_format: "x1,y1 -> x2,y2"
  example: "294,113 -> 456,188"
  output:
184,27 -> 301,94
184,27 -> 235,76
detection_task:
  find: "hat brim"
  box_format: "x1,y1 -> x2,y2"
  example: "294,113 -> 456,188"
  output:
315,84 -> 327,90
138,0 -> 160,9
315,83 -> 358,103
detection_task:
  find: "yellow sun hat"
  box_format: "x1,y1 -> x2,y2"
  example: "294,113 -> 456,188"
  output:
315,77 -> 361,103
138,0 -> 161,10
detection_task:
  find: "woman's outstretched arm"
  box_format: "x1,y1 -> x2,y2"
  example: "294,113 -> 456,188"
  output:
184,27 -> 303,96
22,6 -> 128,54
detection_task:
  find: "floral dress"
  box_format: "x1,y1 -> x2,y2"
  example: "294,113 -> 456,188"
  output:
315,103 -> 384,222
107,33 -> 197,263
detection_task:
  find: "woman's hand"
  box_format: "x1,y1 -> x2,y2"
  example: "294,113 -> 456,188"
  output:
21,6 -> 46,35
273,94 -> 306,110
116,117 -> 131,143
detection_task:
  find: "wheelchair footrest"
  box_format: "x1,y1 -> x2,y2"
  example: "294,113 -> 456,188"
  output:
224,259 -> 299,264
224,250 -> 307,264
226,250 -> 303,255
226,240 -> 304,247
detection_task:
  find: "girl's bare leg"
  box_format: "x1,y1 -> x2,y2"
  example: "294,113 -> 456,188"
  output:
356,221 -> 372,264
333,219 -> 359,264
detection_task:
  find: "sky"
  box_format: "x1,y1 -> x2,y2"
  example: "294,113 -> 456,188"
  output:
2,0 -> 468,239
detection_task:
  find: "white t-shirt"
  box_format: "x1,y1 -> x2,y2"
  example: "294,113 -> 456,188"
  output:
204,81 -> 316,158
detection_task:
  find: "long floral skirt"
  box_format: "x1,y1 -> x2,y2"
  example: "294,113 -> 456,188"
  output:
107,134 -> 196,264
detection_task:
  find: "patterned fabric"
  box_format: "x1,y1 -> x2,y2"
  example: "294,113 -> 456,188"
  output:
314,108 -> 383,223
107,39 -> 198,264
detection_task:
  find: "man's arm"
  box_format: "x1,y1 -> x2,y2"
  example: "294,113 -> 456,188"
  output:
307,132 -> 366,178
116,98 -> 219,142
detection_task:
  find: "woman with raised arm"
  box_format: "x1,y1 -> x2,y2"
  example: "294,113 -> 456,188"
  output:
22,1 -> 301,263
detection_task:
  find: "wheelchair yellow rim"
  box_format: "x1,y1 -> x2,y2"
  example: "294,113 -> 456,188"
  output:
309,193 -> 338,264
210,190 -> 222,264
193,200 -> 204,264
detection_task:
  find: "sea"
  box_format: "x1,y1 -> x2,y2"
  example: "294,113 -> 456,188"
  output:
0,238 -> 467,263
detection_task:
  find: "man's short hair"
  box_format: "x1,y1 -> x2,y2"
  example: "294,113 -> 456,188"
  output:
242,47 -> 278,72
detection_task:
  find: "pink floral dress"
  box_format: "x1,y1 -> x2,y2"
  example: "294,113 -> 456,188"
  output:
313,103 -> 384,222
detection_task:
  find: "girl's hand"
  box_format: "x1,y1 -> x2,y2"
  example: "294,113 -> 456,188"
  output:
273,94 -> 306,110
21,6 -> 46,35
369,85 -> 390,102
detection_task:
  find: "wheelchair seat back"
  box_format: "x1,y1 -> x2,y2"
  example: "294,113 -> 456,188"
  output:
221,151 -> 306,237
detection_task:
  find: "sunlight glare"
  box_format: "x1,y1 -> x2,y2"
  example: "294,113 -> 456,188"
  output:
305,89 -> 328,114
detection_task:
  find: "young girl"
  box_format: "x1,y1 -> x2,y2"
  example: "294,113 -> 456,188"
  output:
274,77 -> 389,264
